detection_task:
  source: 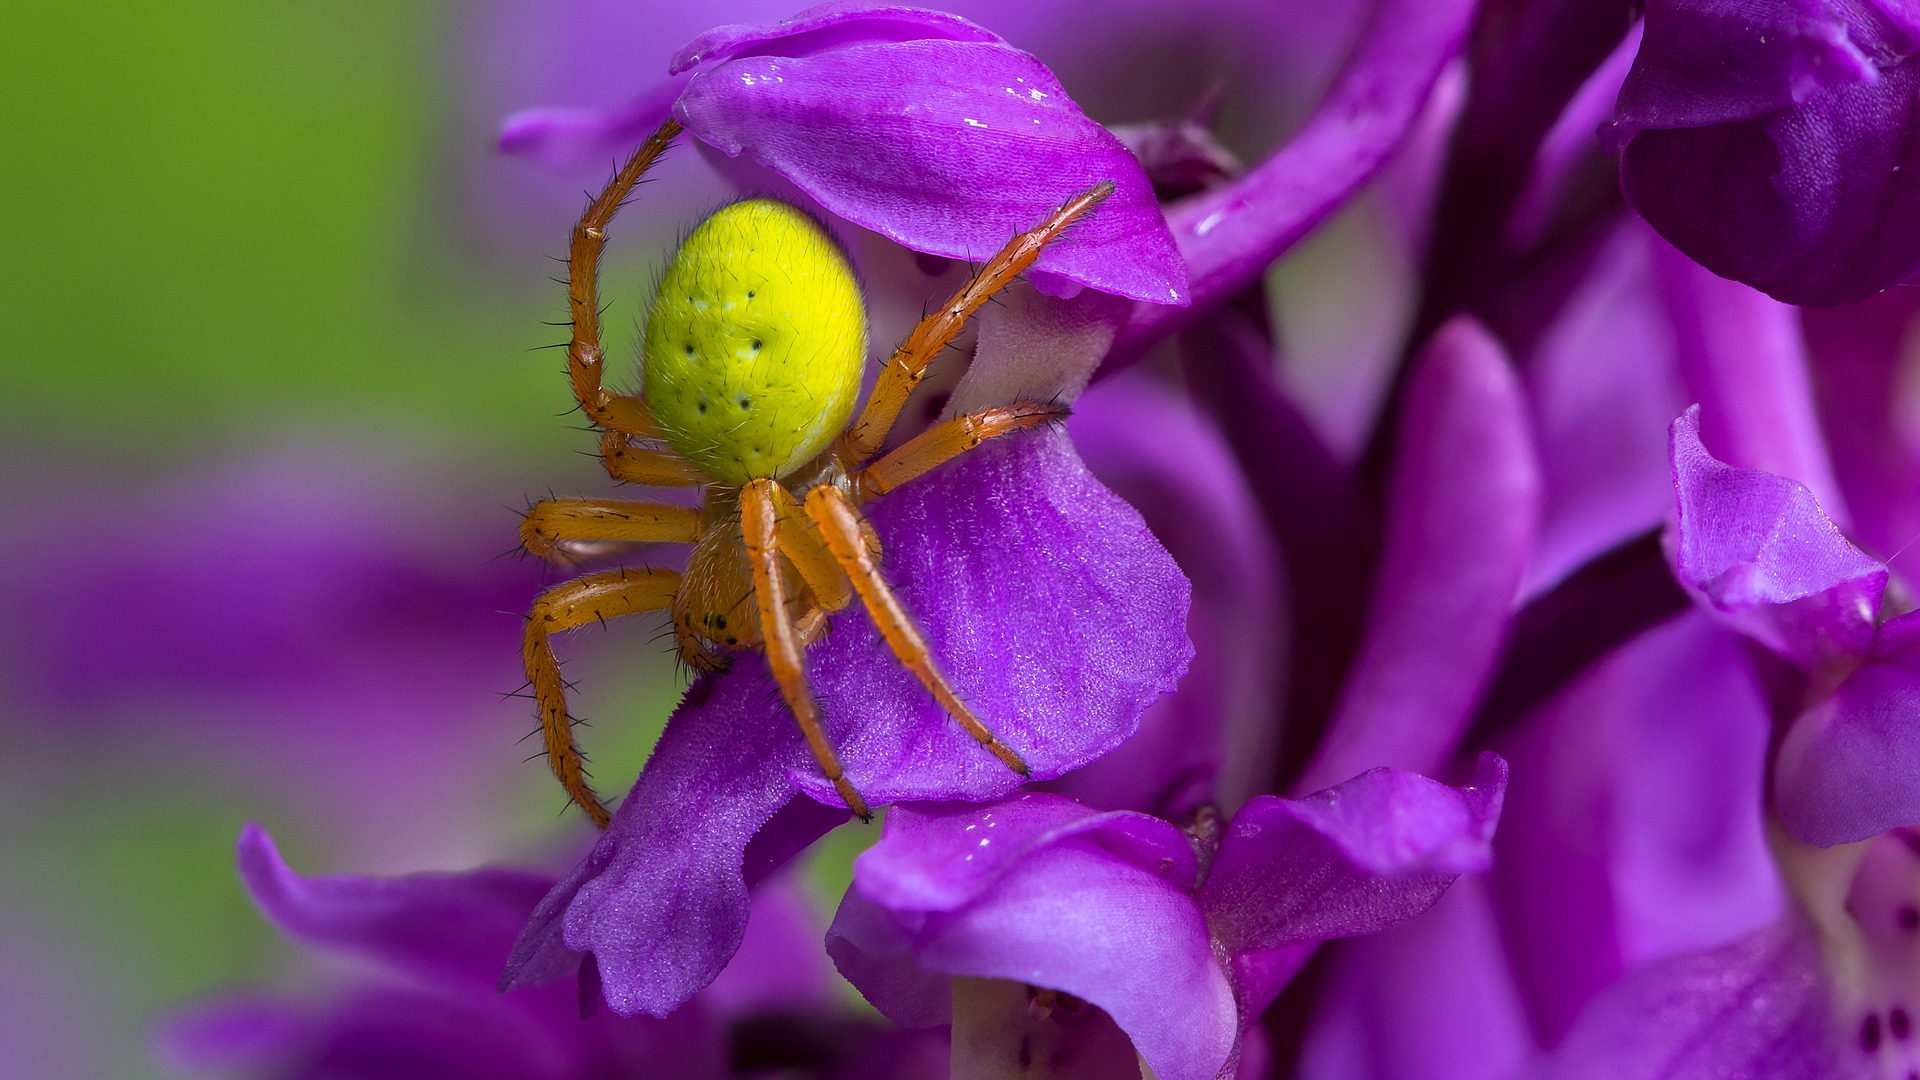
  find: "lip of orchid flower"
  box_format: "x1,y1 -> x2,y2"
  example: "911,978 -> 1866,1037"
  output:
825,755 -> 1507,1080
1612,0 -> 1920,307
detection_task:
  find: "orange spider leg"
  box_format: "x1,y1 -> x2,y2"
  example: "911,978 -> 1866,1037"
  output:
742,479 -> 870,821
519,498 -> 699,561
765,487 -> 855,613
564,117 -> 683,437
851,401 -> 1069,503
802,484 -> 1030,778
524,566 -> 682,828
836,183 -> 1115,463
597,431 -> 706,487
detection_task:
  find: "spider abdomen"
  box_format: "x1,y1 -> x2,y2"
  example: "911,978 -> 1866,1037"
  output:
641,199 -> 867,487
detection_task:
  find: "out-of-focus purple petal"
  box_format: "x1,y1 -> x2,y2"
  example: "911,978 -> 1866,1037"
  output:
673,21 -> 1184,305
510,431 -> 1190,1017
669,2 -> 1002,72
1540,918 -> 1866,1080
1299,877 -> 1536,1080
1520,221 -> 1686,600
236,824 -> 551,991
1774,656 -> 1920,845
1490,611 -> 1780,1044
1508,22 -> 1643,253
1300,320 -> 1539,790
700,876 -> 836,1016
153,996 -> 312,1076
1803,289 -> 1920,583
497,81 -> 680,172
1654,239 -> 1848,520
1057,370 -> 1284,815
1200,754 -> 1508,956
1108,0 -> 1477,363
1668,406 -> 1886,664
1614,0 -> 1877,131
831,829 -> 1235,1080
854,793 -> 1195,912
1614,0 -> 1920,306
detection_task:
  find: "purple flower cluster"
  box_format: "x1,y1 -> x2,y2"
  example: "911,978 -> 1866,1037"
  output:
156,0 -> 1920,1077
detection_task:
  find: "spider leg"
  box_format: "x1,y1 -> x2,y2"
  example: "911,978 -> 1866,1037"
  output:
519,498 -> 699,562
742,479 -> 870,821
565,118 -> 682,437
835,183 -> 1113,464
598,431 -> 705,487
802,484 -> 1030,778
850,401 -> 1070,503
524,566 -> 681,827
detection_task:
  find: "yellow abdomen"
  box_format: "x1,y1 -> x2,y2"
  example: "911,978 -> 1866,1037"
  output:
641,199 -> 867,486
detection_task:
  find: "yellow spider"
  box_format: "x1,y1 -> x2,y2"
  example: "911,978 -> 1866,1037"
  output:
518,117 -> 1114,827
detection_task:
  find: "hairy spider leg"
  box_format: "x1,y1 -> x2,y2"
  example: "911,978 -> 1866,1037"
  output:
519,498 -> 700,560
851,401 -> 1071,502
598,431 -> 706,487
803,484 -> 1031,778
565,117 -> 683,439
835,182 -> 1115,464
741,479 -> 871,820
524,566 -> 684,827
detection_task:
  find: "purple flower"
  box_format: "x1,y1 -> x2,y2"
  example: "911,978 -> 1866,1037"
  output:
1612,0 -> 1920,306
826,756 -> 1508,1080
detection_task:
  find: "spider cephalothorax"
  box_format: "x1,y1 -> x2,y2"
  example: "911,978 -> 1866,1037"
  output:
517,117 -> 1114,827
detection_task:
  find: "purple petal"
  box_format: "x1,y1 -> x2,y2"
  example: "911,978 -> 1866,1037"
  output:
669,2 -> 1003,72
673,19 -> 1185,305
1614,0 -> 1920,306
236,824 -> 553,990
1199,754 -> 1508,957
1614,0 -> 1878,131
1540,918 -> 1866,1080
497,81 -> 680,173
1668,406 -> 1886,664
1490,611 -> 1780,1044
1803,289 -> 1920,584
1107,0 -> 1477,362
1052,369 -> 1284,815
153,996 -> 313,1075
1774,655 -> 1920,845
853,793 -> 1196,913
512,430 -> 1190,1017
1300,319 -> 1540,790
829,810 -> 1235,1080
1520,221 -> 1686,599
1299,878 -> 1537,1080
1654,238 -> 1848,520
